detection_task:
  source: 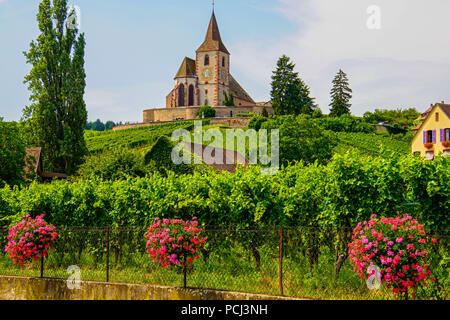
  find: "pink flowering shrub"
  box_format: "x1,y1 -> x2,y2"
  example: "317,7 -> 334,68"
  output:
145,218 -> 206,269
348,214 -> 437,299
4,214 -> 58,266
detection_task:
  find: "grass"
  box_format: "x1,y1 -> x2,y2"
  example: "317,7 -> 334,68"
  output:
0,243 -> 398,300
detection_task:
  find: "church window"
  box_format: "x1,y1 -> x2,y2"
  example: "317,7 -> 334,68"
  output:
204,55 -> 210,66
222,57 -> 225,67
178,85 -> 185,107
188,85 -> 195,106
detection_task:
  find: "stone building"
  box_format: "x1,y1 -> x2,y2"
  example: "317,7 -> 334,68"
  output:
166,10 -> 255,108
143,10 -> 272,123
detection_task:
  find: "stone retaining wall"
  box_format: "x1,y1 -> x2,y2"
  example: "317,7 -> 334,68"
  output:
0,275 -> 300,300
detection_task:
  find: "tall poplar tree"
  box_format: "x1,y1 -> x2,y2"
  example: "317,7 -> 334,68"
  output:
271,55 -> 316,116
22,0 -> 87,174
329,69 -> 352,117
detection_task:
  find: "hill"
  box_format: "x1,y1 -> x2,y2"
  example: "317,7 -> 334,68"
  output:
85,121 -> 198,154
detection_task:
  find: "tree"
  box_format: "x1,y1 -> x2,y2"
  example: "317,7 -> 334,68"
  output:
271,55 -> 316,116
224,92 -> 235,107
363,108 -> 420,128
91,119 -> 105,132
261,107 -> 269,118
22,0 -> 87,174
329,69 -> 352,117
105,121 -> 116,131
261,115 -> 336,166
0,120 -> 27,186
196,106 -> 216,118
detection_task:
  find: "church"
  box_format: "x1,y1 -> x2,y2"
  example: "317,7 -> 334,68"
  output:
143,10 -> 272,123
166,11 -> 255,108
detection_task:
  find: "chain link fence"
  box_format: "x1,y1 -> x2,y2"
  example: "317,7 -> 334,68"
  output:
0,226 -> 448,300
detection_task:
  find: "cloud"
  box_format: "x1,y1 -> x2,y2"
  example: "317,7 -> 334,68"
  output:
231,0 -> 450,114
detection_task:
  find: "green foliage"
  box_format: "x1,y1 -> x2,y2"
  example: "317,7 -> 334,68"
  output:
261,115 -> 336,166
0,121 -> 27,187
1,153 -> 448,233
86,119 -> 116,131
196,106 -> 216,119
329,69 -> 352,117
85,121 -> 195,154
363,108 -> 420,128
248,116 -> 268,131
314,114 -> 374,133
144,136 -> 193,175
271,55 -> 316,116
223,92 -> 235,106
22,0 -> 87,174
77,148 -> 147,180
261,107 -> 269,118
235,112 -> 255,118
335,132 -> 410,157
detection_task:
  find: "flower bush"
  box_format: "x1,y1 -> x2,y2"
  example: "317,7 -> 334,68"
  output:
145,217 -> 206,269
4,214 -> 58,265
348,214 -> 437,299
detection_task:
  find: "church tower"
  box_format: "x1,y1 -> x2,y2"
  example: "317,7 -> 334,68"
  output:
196,11 -> 230,107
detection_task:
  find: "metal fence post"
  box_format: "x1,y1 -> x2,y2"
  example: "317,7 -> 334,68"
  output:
279,227 -> 283,296
40,256 -> 44,278
106,227 -> 110,282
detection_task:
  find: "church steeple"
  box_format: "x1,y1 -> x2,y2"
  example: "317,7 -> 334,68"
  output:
196,11 -> 229,54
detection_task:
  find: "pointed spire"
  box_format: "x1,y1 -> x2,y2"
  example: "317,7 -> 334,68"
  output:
197,11 -> 229,54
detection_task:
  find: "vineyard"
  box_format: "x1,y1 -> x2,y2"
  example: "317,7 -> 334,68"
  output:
85,121 -> 199,154
335,132 -> 410,157
0,152 -> 448,299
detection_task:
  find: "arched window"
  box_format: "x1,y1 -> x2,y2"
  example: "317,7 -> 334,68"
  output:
204,55 -> 210,66
188,85 -> 195,106
222,57 -> 225,67
178,85 -> 185,107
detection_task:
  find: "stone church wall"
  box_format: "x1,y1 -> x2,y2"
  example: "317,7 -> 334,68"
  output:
143,106 -> 273,123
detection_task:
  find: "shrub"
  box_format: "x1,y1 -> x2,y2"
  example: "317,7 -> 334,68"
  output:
5,214 -> 58,265
145,217 -> 205,269
144,136 -> 193,175
262,115 -> 336,166
248,115 -> 268,131
196,106 -> 216,119
348,214 -> 437,299
315,114 -> 374,133
77,148 -> 146,180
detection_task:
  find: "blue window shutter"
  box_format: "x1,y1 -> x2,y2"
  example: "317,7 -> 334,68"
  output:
441,129 -> 444,142
432,130 -> 436,143
423,131 -> 427,144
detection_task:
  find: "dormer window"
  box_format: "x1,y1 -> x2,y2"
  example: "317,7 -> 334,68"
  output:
204,55 -> 210,66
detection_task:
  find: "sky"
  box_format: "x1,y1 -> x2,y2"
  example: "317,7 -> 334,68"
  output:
0,0 -> 449,123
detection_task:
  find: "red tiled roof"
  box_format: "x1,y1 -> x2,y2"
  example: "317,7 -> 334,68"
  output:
229,74 -> 255,104
197,11 -> 229,54
438,103 -> 450,118
175,57 -> 196,79
411,103 -> 450,131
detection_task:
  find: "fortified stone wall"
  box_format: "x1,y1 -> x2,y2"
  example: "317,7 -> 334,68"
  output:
143,106 -> 273,123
